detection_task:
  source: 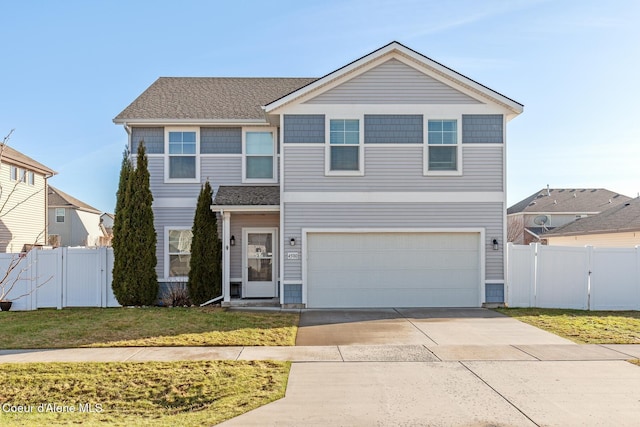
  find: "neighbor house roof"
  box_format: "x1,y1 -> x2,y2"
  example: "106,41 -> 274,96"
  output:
48,186 -> 101,214
507,188 -> 631,215
113,77 -> 317,123
0,144 -> 56,176
543,197 -> 640,237
213,186 -> 279,206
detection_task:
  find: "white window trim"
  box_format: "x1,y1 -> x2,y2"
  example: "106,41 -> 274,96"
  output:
55,208 -> 65,223
27,171 -> 35,186
164,127 -> 201,184
325,116 -> 365,176
164,226 -> 193,280
242,127 -> 278,184
424,115 -> 463,177
9,165 -> 18,181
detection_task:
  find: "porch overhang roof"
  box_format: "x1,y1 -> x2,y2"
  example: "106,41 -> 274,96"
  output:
211,185 -> 280,213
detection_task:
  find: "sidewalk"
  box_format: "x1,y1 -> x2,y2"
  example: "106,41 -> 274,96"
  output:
1,343 -> 639,363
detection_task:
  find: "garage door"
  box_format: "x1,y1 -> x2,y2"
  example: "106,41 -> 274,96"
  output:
306,232 -> 480,308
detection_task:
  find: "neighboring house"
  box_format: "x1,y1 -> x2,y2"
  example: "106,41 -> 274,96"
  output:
47,186 -> 104,247
100,212 -> 115,230
542,197 -> 640,247
0,143 -> 56,252
507,188 -> 631,245
114,41 -> 523,308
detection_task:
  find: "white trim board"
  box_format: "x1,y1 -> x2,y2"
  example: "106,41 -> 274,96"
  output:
283,192 -> 504,203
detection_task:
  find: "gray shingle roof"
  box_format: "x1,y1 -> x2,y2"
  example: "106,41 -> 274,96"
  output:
543,197 -> 640,237
48,186 -> 101,214
0,144 -> 56,176
213,186 -> 279,206
114,77 -> 317,122
507,188 -> 631,215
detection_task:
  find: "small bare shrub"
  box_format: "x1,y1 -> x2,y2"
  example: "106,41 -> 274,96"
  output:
161,281 -> 192,307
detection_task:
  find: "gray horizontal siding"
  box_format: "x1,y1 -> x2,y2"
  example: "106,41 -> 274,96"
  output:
283,202 -> 503,282
228,214 -> 279,279
364,115 -> 423,144
305,59 -> 481,105
201,127 -> 241,154
153,207 -> 197,279
131,127 -> 164,154
284,115 -> 325,143
462,115 -> 503,144
148,157 -> 243,199
283,145 -> 502,192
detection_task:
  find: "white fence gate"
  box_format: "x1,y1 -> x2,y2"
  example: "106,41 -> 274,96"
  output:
506,243 -> 640,310
0,247 -> 119,311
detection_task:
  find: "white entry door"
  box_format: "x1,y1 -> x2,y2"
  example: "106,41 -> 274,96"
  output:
243,228 -> 278,298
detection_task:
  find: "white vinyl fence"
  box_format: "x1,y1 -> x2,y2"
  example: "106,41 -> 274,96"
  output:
0,247 -> 119,311
506,243 -> 640,310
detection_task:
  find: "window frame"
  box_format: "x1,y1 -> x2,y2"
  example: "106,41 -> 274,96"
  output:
27,171 -> 35,186
9,165 -> 18,181
424,116 -> 463,176
55,208 -> 65,223
164,127 -> 200,183
165,227 -> 193,279
242,127 -> 278,184
324,116 -> 364,176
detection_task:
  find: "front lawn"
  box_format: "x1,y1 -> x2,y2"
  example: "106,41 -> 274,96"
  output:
0,307 -> 298,348
0,360 -> 289,426
495,308 -> 640,344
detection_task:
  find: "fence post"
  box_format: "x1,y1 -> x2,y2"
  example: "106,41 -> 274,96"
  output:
636,246 -> 640,310
99,247 -> 107,308
531,243 -> 538,307
60,247 -> 67,309
586,246 -> 593,311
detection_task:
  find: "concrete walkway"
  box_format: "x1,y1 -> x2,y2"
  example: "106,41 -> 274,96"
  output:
2,308 -> 639,426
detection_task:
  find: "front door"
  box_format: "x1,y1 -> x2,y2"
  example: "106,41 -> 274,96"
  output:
243,228 -> 277,298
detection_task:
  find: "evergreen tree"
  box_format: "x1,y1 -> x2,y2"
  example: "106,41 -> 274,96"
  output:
187,180 -> 221,304
111,142 -> 158,306
111,147 -> 132,304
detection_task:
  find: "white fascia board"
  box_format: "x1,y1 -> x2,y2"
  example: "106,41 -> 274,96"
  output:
265,41 -> 523,115
283,191 -> 504,204
210,205 -> 280,213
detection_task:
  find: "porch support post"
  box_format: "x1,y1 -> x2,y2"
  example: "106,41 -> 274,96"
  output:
222,211 -> 231,302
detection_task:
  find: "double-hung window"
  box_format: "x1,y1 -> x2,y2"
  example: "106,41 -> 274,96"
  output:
426,119 -> 460,174
55,208 -> 65,223
27,171 -> 35,186
244,130 -> 276,182
327,119 -> 362,175
167,229 -> 193,277
9,166 -> 18,181
167,130 -> 197,181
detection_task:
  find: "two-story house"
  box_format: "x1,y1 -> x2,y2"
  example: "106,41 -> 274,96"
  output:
0,143 -> 56,252
47,186 -> 104,247
114,42 -> 523,308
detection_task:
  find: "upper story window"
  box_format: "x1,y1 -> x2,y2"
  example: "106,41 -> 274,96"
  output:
27,171 -> 35,186
243,129 -> 276,183
326,119 -> 363,176
165,128 -> 200,183
425,119 -> 461,175
55,208 -> 65,223
10,166 -> 28,182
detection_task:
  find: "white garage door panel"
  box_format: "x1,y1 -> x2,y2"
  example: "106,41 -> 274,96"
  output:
307,232 -> 480,308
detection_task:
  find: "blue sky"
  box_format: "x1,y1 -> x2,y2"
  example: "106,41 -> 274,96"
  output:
1,0 -> 638,213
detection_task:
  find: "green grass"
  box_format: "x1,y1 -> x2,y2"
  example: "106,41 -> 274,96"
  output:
495,308 -> 640,344
0,307 -> 299,348
0,360 -> 289,426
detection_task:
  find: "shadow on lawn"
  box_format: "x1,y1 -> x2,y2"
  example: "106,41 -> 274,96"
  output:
0,307 -> 299,349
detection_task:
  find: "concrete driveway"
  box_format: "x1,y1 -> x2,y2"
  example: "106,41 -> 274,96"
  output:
296,308 -> 573,346
219,308 -> 640,426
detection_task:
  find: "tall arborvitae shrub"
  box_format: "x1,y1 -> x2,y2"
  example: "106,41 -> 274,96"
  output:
111,147 -> 132,305
111,142 -> 158,306
187,180 -> 222,304
127,142 -> 158,305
